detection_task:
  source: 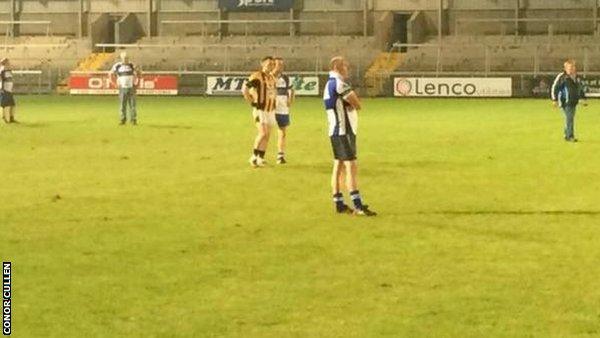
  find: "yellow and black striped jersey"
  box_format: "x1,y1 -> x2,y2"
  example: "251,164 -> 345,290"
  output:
246,71 -> 276,112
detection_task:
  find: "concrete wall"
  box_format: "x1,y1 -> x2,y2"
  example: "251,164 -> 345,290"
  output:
303,0 -> 363,11
18,13 -> 78,36
374,11 -> 393,50
408,11 -> 427,44
158,12 -> 220,36
89,0 -> 148,13
297,11 -> 364,35
449,9 -> 596,35
90,13 -> 111,51
116,13 -> 145,44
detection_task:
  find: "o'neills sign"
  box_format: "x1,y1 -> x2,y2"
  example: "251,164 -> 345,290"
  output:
394,77 -> 512,97
69,74 -> 178,95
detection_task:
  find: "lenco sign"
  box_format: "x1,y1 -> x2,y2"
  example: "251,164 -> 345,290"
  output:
394,77 -> 512,97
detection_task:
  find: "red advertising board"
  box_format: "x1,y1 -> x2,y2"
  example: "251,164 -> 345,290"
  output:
69,74 -> 178,95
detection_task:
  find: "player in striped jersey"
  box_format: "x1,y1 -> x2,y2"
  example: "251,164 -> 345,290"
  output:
243,56 -> 277,167
272,57 -> 294,164
0,58 -> 17,124
324,56 -> 376,216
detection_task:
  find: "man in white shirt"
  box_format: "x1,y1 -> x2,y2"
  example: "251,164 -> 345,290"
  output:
110,52 -> 140,125
0,58 -> 17,124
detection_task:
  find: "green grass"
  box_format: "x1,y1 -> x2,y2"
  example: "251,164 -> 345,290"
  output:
2,96 -> 600,337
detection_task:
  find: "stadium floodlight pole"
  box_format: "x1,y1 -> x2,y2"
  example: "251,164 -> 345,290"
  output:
437,0 -> 443,44
147,0 -> 152,37
514,0 -> 519,36
595,0 -> 599,36
78,0 -> 83,38
9,0 -> 15,37
362,0 -> 368,37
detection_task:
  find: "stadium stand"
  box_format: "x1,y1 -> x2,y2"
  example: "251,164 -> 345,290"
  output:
398,34 -> 600,74
95,35 -> 378,73
1,0 -> 600,96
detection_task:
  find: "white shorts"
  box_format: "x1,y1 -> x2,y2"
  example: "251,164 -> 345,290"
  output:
275,96 -> 289,115
252,108 -> 276,126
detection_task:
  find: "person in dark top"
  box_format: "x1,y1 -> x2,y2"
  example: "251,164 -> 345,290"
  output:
0,58 -> 17,124
551,59 -> 587,142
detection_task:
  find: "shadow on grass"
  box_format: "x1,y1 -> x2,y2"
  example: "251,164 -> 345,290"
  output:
376,160 -> 462,169
415,210 -> 600,216
283,163 -> 331,174
144,124 -> 193,130
13,122 -> 49,128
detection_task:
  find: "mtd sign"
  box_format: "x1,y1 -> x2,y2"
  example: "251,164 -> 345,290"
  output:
394,77 -> 512,97
206,75 -> 319,96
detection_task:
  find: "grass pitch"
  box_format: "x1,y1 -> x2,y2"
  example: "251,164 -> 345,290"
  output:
2,96 -> 600,337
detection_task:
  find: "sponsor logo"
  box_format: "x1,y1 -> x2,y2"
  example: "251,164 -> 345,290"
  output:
395,78 -> 412,96
238,0 -> 274,7
219,0 -> 292,11
206,76 -> 319,96
69,75 -> 178,95
394,77 -> 512,97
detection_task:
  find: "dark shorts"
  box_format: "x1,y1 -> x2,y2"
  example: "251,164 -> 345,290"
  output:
330,134 -> 357,161
275,114 -> 290,128
1,91 -> 15,108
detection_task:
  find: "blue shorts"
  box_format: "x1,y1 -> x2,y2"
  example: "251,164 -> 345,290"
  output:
275,114 -> 290,128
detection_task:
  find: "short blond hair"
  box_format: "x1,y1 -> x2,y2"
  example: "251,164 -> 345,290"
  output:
564,59 -> 576,67
330,56 -> 345,71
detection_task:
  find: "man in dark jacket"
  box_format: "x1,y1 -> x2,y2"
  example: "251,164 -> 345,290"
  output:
551,59 -> 587,142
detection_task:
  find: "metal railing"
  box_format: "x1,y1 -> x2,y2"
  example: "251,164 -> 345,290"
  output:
95,42 -> 327,73
0,20 -> 52,38
11,69 -> 52,94
160,19 -> 338,37
455,18 -> 600,36
392,41 -> 600,77
0,43 -> 68,52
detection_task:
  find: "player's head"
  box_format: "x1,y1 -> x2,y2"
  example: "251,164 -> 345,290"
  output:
273,57 -> 284,73
0,58 -> 9,67
261,56 -> 274,72
120,51 -> 129,63
330,56 -> 349,79
564,59 -> 576,75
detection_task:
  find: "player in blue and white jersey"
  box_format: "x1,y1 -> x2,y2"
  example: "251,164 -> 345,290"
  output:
324,56 -> 376,216
272,57 -> 294,164
110,52 -> 140,125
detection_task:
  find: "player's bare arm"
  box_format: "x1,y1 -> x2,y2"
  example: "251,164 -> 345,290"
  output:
345,91 -> 362,110
243,85 -> 257,104
288,88 -> 295,107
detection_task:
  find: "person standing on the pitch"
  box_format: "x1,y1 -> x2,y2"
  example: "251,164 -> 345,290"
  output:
324,56 -> 376,216
110,52 -> 141,125
243,56 -> 276,168
272,57 -> 294,164
551,59 -> 587,142
0,58 -> 17,124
